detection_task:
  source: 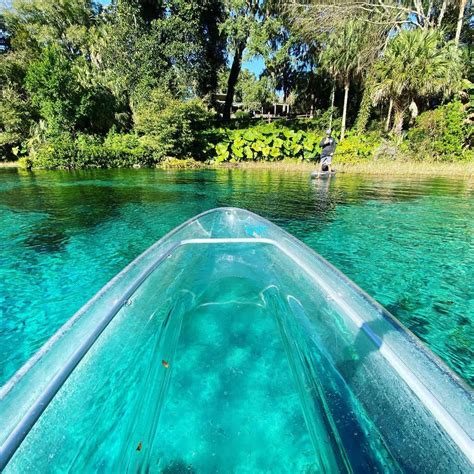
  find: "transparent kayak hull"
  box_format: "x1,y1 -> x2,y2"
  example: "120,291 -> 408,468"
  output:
1,208 -> 472,473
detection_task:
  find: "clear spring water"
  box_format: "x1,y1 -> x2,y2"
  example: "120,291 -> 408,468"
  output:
0,168 -> 473,391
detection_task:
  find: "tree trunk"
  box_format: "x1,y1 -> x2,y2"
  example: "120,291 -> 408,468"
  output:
385,99 -> 393,132
454,0 -> 467,46
392,103 -> 405,135
427,1 -> 434,23
223,41 -> 246,121
437,0 -> 447,27
340,79 -> 350,140
328,85 -> 335,127
355,85 -> 372,133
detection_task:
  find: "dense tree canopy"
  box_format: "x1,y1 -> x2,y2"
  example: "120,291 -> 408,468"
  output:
0,0 -> 472,163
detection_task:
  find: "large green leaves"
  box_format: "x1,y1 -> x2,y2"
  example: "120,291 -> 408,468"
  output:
212,123 -> 320,162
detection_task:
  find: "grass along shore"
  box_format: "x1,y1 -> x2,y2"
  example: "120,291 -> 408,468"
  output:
2,159 -> 473,178
220,160 -> 474,178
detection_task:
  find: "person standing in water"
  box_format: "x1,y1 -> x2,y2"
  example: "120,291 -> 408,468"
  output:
319,129 -> 337,172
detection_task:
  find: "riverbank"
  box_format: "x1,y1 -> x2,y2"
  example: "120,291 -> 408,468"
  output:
3,159 -> 473,178
221,160 -> 474,178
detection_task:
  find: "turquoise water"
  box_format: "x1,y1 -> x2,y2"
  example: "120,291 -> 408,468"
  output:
0,168 -> 473,389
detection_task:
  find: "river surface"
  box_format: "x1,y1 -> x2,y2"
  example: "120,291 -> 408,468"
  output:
0,168 -> 472,387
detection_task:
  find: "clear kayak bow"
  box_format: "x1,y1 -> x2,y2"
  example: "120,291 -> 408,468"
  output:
1,208 -> 472,473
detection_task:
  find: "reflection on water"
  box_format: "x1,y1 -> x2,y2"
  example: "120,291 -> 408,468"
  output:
0,168 -> 472,386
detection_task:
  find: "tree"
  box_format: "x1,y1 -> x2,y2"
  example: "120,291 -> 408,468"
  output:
25,46 -> 82,132
233,69 -> 276,111
320,21 -> 367,139
133,88 -> 212,159
155,0 -> 226,97
4,0 -> 100,58
289,1 -> 390,136
220,0 -> 281,120
260,21 -> 310,105
103,0 -> 226,101
372,29 -> 464,134
287,1 -> 461,32
25,45 -> 116,133
221,0 -> 258,120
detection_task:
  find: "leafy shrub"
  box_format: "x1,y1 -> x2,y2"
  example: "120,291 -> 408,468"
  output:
102,133 -> 155,166
211,120 -> 385,164
22,132 -> 155,169
334,132 -> 382,163
23,133 -> 78,169
212,123 -> 321,163
406,102 -> 470,161
133,88 -> 213,160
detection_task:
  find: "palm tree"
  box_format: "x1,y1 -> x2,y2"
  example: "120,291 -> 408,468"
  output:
320,20 -> 367,140
372,28 -> 463,135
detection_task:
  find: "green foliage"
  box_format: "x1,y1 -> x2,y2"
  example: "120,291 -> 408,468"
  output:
25,45 -> 116,134
234,111 -> 252,120
23,87 -> 216,168
405,102 -> 471,161
103,0 -> 226,99
21,133 -> 78,169
333,132 -> 381,163
232,69 -> 276,111
0,51 -> 27,88
355,84 -> 373,133
26,45 -> 80,132
212,123 -> 321,163
22,132 -> 155,169
0,86 -> 33,160
2,0 -> 473,169
320,20 -> 367,86
373,29 -> 464,134
221,0 -> 261,49
101,133 -> 155,166
159,157 -> 207,169
133,89 -> 213,160
4,0 -> 99,58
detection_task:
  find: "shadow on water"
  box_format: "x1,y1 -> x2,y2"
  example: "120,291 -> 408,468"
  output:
1,169 -> 191,253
